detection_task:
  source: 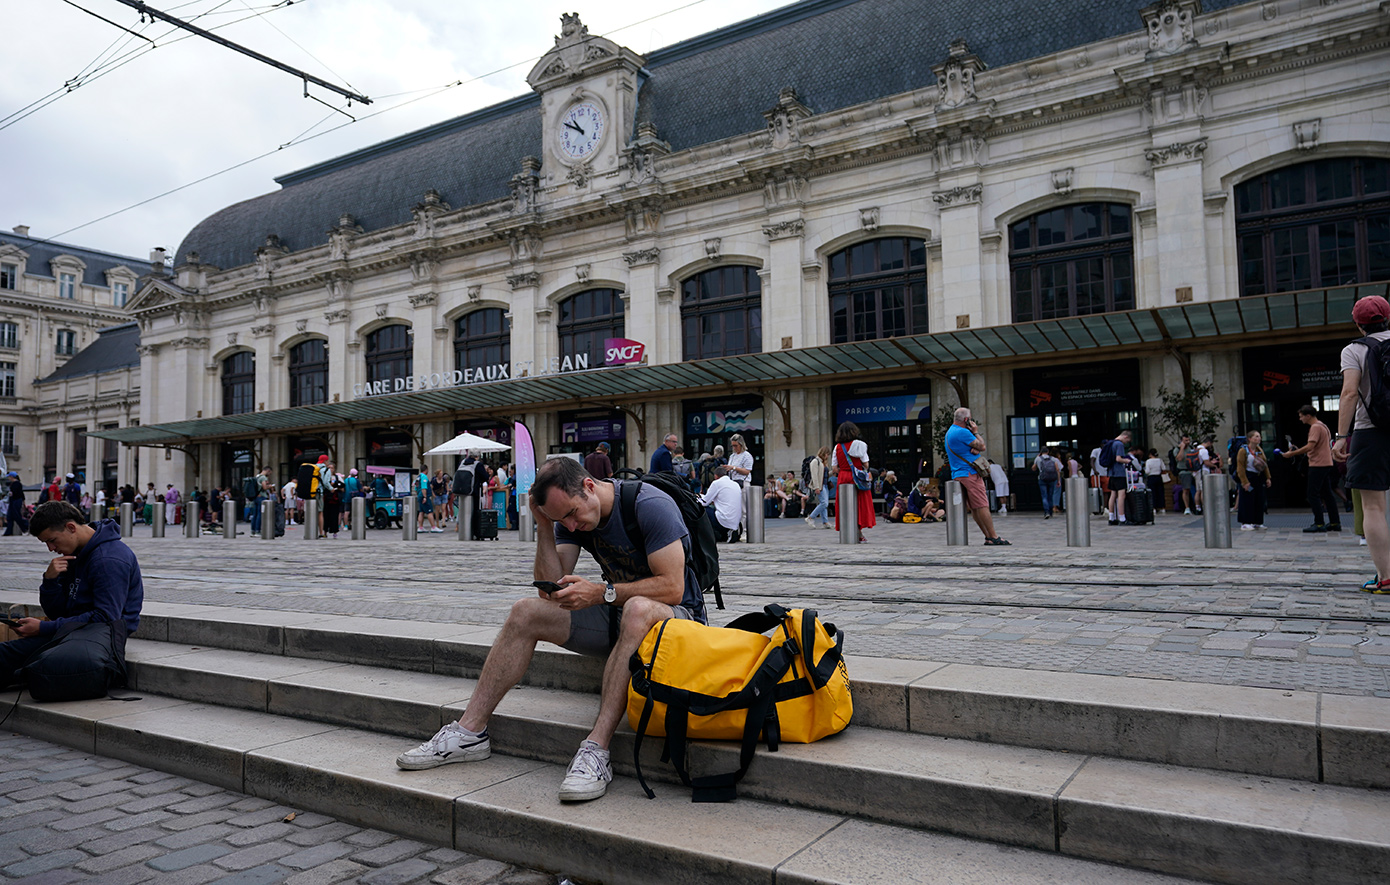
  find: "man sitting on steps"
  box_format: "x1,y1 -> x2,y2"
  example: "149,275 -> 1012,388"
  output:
395,457 -> 708,802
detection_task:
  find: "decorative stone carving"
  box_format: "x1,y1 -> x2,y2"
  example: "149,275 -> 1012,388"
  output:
137,343 -> 162,357
763,88 -> 812,150
270,352 -> 286,364
584,43 -> 611,61
295,319 -> 308,334
557,12 -> 587,42
762,220 -> 805,240
859,207 -> 880,232
254,234 -> 287,280
467,284 -> 482,302
507,271 -> 540,290
510,234 -> 543,263
656,287 -> 675,303
540,57 -> 568,78
509,157 -> 541,214
1143,82 -> 1209,128
933,39 -> 986,110
1141,0 -> 1200,59
1293,119 -> 1321,151
226,332 -> 238,346
326,274 -> 352,304
324,309 -> 350,324
374,304 -> 389,319
327,213 -> 362,260
622,248 -> 661,267
565,162 -> 594,189
408,292 -> 437,308
931,185 -> 983,207
1261,1 -> 1276,20
172,337 -> 209,351
434,326 -> 450,339
1145,139 -> 1208,167
624,203 -> 662,240
704,238 -> 722,260
762,174 -> 808,208
1052,168 -> 1074,195
934,133 -> 987,170
623,123 -> 670,185
575,264 -> 591,283
411,189 -> 450,239
409,255 -> 438,285
251,324 -> 274,338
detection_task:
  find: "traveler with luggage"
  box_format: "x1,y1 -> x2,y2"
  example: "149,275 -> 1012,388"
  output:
395,457 -> 708,803
1236,430 -> 1271,531
1099,430 -> 1135,526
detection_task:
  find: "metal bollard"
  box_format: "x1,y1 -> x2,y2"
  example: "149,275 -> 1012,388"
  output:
944,480 -> 968,546
745,484 -> 765,544
1065,475 -> 1091,547
90,503 -> 105,524
351,497 -> 366,540
837,482 -> 859,545
261,499 -> 275,540
1203,473 -> 1232,549
223,498 -> 237,540
517,492 -> 536,543
119,502 -> 134,538
458,495 -> 475,541
151,502 -> 165,538
402,497 -> 417,541
185,502 -> 200,538
304,500 -> 320,540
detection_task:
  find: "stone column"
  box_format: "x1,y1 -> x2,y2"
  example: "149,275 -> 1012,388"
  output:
508,272 -> 541,378
1146,138 -> 1209,305
761,219 -> 805,351
932,184 -> 984,331
623,247 -> 661,362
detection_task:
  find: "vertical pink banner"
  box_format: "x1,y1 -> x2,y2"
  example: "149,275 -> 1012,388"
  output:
514,421 -> 536,496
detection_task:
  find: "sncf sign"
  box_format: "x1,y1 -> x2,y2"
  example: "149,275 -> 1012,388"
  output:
604,338 -> 645,365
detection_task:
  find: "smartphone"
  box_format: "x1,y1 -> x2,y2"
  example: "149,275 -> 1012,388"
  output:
532,580 -> 565,596
0,618 -> 24,630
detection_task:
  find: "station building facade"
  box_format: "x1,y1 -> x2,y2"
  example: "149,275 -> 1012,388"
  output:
110,0 -> 1390,506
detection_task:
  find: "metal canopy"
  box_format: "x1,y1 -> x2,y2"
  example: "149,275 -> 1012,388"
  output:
90,285 -> 1380,447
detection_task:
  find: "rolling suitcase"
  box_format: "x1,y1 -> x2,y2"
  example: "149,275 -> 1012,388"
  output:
479,508 -> 499,540
1124,488 -> 1154,525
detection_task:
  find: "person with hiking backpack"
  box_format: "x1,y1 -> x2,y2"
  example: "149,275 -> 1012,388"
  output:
394,456 -> 711,801
1033,447 -> 1063,518
1335,294 -> 1390,593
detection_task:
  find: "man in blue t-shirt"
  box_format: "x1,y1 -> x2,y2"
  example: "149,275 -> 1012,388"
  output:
943,407 -> 1009,546
395,456 -> 706,804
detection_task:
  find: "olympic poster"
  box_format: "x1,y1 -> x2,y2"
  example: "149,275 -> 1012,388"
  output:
514,421 -> 536,496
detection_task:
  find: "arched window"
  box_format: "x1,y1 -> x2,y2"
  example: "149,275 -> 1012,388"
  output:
288,339 -> 328,407
1235,157 -> 1390,296
1009,203 -> 1134,322
222,352 -> 255,415
681,266 -> 762,359
455,309 -> 511,376
828,237 -> 928,343
365,324 -> 412,392
558,289 -> 623,369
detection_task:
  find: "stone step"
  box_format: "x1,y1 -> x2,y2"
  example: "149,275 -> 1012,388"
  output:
11,687 -> 1358,885
125,602 -> 1390,789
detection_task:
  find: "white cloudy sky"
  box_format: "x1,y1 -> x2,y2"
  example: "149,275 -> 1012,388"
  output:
2,0 -> 791,262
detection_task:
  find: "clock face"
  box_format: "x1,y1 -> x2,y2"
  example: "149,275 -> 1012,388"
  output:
558,102 -> 604,161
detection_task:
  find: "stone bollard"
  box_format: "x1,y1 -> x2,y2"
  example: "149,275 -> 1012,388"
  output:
945,480 -> 967,546
1065,475 -> 1090,547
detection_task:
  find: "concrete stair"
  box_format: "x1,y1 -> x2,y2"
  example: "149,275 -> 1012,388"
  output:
3,600 -> 1388,885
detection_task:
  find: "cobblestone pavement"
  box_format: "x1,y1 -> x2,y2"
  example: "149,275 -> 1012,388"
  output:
0,732 -> 555,885
2,506 -> 1388,697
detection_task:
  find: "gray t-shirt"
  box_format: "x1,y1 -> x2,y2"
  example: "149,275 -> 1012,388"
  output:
555,480 -> 706,624
1341,331 -> 1390,431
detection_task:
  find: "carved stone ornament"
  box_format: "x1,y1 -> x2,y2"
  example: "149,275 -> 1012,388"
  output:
933,39 -> 986,111
565,162 -> 594,189
507,271 -> 541,290
623,248 -> 661,267
509,157 -> 541,214
624,203 -> 662,240
575,263 -> 592,283
931,184 -> 984,208
935,133 -> 987,170
467,284 -> 482,302
411,189 -> 450,239
324,309 -> 350,324
762,88 -> 812,150
1293,119 -> 1321,151
137,343 -> 162,357
409,255 -> 438,284
251,324 -> 274,338
859,207 -> 881,232
762,220 -> 805,240
557,12 -> 587,44
374,304 -> 389,319
326,275 -> 352,304
510,234 -> 543,263
762,174 -> 808,209
172,337 -> 209,351
408,292 -> 438,308
1145,139 -> 1208,167
1052,168 -> 1074,195
623,123 -> 670,185
254,234 -> 287,280
226,332 -> 238,346
327,213 -> 362,260
295,319 -> 308,334
1141,0 -> 1200,59
704,238 -> 722,260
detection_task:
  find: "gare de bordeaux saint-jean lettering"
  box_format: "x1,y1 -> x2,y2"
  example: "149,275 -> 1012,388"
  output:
351,338 -> 646,399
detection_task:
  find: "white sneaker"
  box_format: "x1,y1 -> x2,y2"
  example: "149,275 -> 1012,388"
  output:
558,740 -> 612,802
805,516 -> 815,527
396,722 -> 490,770
1360,535 -> 1368,546
1240,524 -> 1255,531
1183,508 -> 1192,515
1255,525 -> 1267,531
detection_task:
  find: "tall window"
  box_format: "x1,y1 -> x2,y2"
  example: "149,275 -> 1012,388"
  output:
71,427 -> 86,474
58,272 -> 76,299
289,339 -> 328,407
222,351 -> 255,415
0,425 -> 14,455
112,282 -> 128,307
365,324 -> 413,391
828,237 -> 929,343
0,264 -> 16,289
101,424 -> 118,476
455,309 -> 510,375
0,322 -> 16,349
558,289 -> 623,368
1009,203 -> 1134,322
55,329 -> 76,356
1236,157 -> 1390,296
681,266 -> 762,359
0,362 -> 14,397
44,430 -> 56,480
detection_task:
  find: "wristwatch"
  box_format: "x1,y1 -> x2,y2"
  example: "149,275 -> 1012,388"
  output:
604,582 -> 617,604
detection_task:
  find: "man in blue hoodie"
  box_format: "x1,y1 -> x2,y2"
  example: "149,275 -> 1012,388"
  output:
2,501 -> 143,700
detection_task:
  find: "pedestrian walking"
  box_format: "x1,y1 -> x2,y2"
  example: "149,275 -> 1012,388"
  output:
1236,431 -> 1271,530
1282,404 -> 1342,533
803,446 -> 832,529
1034,448 -> 1062,518
1334,294 -> 1390,592
832,421 -> 875,542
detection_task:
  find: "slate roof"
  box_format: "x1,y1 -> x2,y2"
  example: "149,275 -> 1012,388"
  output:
176,0 -> 1249,272
39,322 -> 141,383
0,232 -> 146,288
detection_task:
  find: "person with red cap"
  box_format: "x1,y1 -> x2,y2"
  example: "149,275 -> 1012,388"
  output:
1335,294 -> 1390,593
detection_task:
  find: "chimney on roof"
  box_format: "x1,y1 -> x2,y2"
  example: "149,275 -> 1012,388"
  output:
13,225 -> 29,236
150,247 -> 167,264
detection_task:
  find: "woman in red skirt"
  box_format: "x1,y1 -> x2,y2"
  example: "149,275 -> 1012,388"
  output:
832,421 -> 875,541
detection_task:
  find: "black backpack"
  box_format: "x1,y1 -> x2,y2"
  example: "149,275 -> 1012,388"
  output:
800,455 -> 816,491
452,466 -> 474,496
1097,440 -> 1117,469
615,473 -> 723,610
242,474 -> 259,500
1358,336 -> 1390,429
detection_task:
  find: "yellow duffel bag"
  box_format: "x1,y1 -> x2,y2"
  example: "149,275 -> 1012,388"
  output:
627,603 -> 852,802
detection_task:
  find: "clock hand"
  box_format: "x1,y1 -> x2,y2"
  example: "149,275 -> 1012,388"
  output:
564,120 -> 586,135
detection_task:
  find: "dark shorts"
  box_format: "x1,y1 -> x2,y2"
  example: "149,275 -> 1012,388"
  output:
958,473 -> 989,510
1347,426 -> 1390,491
562,603 -> 696,658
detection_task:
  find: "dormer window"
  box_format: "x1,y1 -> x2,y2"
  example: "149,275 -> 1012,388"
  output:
0,264 -> 16,289
113,282 -> 128,307
59,273 -> 76,299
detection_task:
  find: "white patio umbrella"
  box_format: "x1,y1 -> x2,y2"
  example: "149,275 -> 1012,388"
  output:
425,431 -> 512,456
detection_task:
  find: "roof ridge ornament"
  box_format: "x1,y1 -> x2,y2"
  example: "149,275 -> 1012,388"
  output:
763,88 -> 812,150
1141,0 -> 1201,59
556,13 -> 588,46
933,39 -> 986,111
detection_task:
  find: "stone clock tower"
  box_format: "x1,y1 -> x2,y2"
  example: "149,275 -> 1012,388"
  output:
526,14 -> 647,192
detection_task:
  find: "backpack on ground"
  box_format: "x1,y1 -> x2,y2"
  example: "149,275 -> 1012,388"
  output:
616,473 -> 723,610
800,455 -> 816,491
627,603 -> 852,802
1038,455 -> 1059,484
1097,440 -> 1117,469
1358,335 -> 1390,429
